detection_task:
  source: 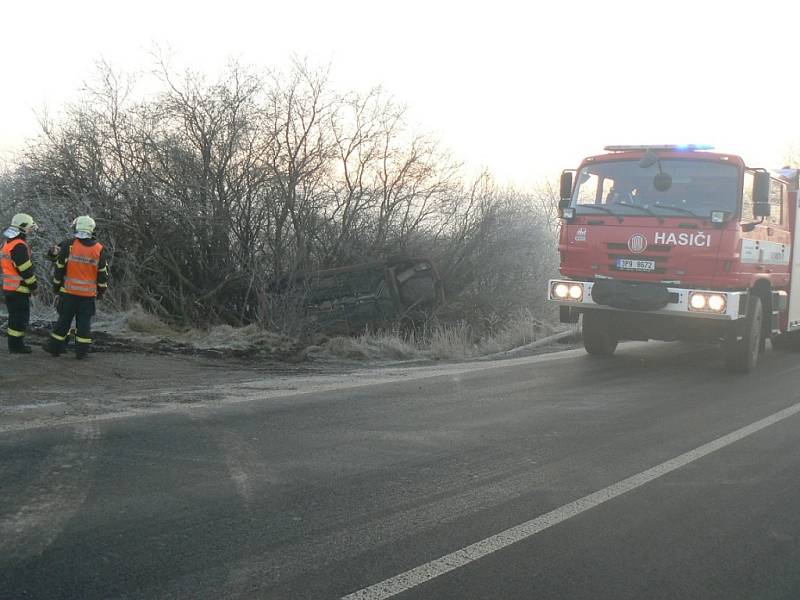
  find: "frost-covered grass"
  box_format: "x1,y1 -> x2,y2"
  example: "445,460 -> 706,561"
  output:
478,310 -> 547,355
10,302 -> 562,363
323,329 -> 419,361
91,305 -> 298,354
427,321 -> 476,360
91,305 -> 178,339
319,311 -> 561,362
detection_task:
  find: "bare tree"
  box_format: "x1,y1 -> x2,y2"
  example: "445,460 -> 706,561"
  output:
0,57 -> 561,333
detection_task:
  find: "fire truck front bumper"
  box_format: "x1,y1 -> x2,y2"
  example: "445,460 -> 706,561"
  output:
548,279 -> 746,321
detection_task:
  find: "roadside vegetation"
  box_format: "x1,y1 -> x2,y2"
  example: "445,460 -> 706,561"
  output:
319,310 -> 571,362
0,56 -> 562,359
89,305 -> 572,362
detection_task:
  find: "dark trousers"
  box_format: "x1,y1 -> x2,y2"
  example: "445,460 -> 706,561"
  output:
51,294 -> 95,357
4,292 -> 30,351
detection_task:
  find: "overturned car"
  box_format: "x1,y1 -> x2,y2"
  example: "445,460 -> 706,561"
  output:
270,257 -> 444,335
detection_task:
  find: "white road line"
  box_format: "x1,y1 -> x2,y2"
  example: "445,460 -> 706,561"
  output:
342,400 -> 800,600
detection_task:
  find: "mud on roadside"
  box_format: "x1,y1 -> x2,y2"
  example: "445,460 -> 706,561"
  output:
0,313 -> 326,432
1,316 -> 579,433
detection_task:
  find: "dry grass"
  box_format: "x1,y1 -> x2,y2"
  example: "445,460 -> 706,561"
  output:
322,327 -> 419,361
119,305 -> 180,337
22,303 -> 559,363
91,305 -> 297,355
427,321 -> 477,360
478,309 -> 555,355
320,311 -> 559,362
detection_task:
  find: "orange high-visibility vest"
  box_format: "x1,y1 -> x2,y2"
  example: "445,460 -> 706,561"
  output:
1,238 -> 28,293
63,240 -> 104,297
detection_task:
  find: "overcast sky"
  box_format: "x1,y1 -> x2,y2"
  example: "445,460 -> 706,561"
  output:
2,0 -> 798,187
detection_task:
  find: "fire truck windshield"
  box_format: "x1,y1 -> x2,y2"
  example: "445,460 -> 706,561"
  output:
571,159 -> 739,218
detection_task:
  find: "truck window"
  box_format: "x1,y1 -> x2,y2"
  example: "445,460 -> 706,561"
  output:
741,171 -> 754,221
572,159 -> 738,217
601,178 -> 615,203
574,174 -> 629,206
575,172 -> 604,205
768,179 -> 785,226
742,173 -> 785,224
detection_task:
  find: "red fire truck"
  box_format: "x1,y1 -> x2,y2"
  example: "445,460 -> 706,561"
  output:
548,144 -> 800,372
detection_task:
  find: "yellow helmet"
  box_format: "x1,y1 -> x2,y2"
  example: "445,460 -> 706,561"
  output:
11,213 -> 37,233
72,215 -> 96,236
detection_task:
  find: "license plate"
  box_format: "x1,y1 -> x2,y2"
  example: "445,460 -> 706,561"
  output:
616,258 -> 655,271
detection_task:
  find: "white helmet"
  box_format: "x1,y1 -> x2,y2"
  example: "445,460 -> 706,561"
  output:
11,213 -> 37,233
4,213 -> 38,238
72,215 -> 96,238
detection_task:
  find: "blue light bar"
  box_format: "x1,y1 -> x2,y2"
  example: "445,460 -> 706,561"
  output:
604,144 -> 715,152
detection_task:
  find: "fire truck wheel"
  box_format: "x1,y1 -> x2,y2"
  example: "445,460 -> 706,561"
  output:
582,311 -> 618,357
724,295 -> 763,373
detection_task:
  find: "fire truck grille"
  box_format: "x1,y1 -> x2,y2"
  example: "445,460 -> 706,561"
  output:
606,243 -> 672,252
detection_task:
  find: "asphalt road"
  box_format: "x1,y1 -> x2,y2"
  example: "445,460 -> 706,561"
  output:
3,342 -> 800,599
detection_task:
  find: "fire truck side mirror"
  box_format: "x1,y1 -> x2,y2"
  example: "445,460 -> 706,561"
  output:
753,171 -> 771,217
639,149 -> 659,168
560,171 -> 574,201
753,202 -> 771,218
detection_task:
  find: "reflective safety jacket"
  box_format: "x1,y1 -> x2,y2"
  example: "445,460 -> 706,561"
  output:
57,239 -> 106,297
1,236 -> 38,294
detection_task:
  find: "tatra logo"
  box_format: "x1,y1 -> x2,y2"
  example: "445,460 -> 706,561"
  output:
628,233 -> 647,254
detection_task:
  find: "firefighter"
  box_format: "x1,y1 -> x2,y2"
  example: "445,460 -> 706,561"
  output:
2,213 -> 39,353
45,216 -> 109,359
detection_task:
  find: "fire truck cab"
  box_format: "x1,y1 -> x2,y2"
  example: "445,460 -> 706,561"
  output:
548,144 -> 800,372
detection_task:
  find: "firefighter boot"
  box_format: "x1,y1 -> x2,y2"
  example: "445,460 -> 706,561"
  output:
44,336 -> 63,357
75,342 -> 90,360
8,335 -> 32,354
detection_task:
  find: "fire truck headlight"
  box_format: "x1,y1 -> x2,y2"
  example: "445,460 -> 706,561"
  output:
551,281 -> 584,302
689,293 -> 707,310
553,283 -> 570,299
707,294 -> 727,312
568,284 -> 584,300
688,291 -> 727,313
